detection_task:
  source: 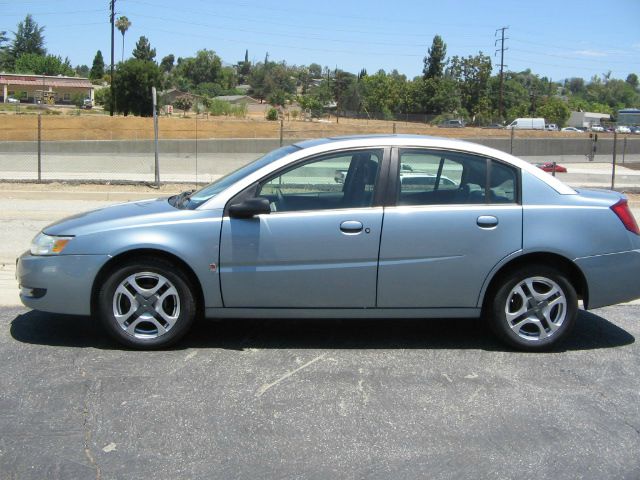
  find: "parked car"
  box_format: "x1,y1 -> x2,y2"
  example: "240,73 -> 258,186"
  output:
591,125 -> 605,132
616,125 -> 631,134
17,135 -> 640,351
630,126 -> 640,135
545,124 -> 558,131
6,96 -> 19,104
561,127 -> 582,132
536,162 -> 567,173
438,119 -> 465,128
483,123 -> 504,129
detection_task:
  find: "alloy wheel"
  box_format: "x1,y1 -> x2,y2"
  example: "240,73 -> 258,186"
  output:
112,271 -> 181,339
504,276 -> 567,342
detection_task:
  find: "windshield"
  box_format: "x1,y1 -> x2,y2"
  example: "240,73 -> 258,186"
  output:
182,144 -> 300,209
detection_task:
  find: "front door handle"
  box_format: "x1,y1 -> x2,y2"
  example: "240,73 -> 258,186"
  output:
340,220 -> 363,234
477,215 -> 499,228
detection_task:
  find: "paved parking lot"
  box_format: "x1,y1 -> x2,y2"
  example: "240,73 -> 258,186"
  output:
1,305 -> 639,479
1,184 -> 639,478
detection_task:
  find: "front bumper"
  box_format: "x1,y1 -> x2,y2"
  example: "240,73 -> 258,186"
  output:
575,249 -> 640,309
16,251 -> 110,315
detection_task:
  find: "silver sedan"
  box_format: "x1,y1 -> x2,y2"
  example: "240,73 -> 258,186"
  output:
16,135 -> 640,350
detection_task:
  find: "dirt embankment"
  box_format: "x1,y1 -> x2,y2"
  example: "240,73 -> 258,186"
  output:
0,114 -> 606,142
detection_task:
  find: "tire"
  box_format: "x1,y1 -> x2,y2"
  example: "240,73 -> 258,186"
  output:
97,257 -> 197,349
487,266 -> 578,351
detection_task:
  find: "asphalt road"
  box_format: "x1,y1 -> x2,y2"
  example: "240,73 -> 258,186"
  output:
0,305 -> 639,479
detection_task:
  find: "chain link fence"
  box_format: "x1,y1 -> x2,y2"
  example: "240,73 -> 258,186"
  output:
1,112 -> 639,189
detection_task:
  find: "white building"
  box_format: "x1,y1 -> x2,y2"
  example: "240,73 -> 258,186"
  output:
568,111 -> 611,128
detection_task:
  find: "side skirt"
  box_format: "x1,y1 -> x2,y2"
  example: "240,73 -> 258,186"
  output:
204,307 -> 481,319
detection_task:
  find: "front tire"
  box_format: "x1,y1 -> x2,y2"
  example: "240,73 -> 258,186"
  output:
97,257 -> 197,349
488,266 -> 578,351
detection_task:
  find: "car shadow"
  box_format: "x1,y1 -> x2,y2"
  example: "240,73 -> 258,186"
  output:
9,309 -> 635,352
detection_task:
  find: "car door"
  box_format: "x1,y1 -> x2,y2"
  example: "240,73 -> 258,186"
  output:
377,148 -> 523,308
219,148 -> 388,308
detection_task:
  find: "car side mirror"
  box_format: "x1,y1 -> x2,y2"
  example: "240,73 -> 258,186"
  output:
228,197 -> 271,219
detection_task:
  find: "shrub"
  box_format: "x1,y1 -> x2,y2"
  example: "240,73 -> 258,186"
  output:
266,107 -> 279,121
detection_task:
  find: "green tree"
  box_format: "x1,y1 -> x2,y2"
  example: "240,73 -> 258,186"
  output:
14,53 -> 73,76
0,30 -> 8,66
112,58 -> 161,116
360,70 -> 404,119
160,54 -> 174,73
71,92 -> 86,109
625,73 -> 638,90
115,16 -> 132,62
447,53 -> 492,120
90,50 -> 105,80
332,69 -> 357,115
566,77 -> 586,95
173,95 -> 193,116
488,76 -> 529,119
94,87 -> 111,107
537,96 -> 570,127
132,36 -> 156,62
173,50 -> 222,89
412,77 -> 461,115
75,64 -> 89,77
308,63 -> 322,78
238,49 -> 251,83
423,35 -> 447,80
249,62 -> 296,103
5,14 -> 46,70
266,107 -> 279,120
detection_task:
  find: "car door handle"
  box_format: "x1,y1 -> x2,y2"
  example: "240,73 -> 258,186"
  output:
477,215 -> 499,228
340,220 -> 363,234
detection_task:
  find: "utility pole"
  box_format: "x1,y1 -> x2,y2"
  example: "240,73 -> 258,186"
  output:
110,0 -> 115,116
495,26 -> 508,122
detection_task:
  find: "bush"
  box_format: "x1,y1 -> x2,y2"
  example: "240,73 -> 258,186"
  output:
266,107 -> 279,121
208,98 -> 230,116
173,95 -> 193,116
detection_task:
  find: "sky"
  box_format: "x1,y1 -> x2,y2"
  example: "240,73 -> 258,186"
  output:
2,0 -> 640,82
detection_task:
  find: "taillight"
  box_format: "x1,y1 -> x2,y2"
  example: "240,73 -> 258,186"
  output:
611,199 -> 640,235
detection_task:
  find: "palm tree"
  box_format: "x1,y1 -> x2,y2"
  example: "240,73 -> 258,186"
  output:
115,16 -> 131,62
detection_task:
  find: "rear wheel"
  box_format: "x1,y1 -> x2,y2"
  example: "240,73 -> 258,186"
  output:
98,257 -> 196,349
488,266 -> 578,351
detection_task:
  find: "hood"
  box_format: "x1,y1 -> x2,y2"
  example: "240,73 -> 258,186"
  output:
43,197 -> 181,236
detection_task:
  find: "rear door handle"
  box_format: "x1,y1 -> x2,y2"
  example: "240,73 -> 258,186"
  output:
477,215 -> 498,228
340,220 -> 363,234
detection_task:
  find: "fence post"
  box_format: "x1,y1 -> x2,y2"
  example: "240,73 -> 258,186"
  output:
611,131 -> 617,190
152,86 -> 160,187
279,119 -> 284,147
393,122 -> 396,134
622,136 -> 627,164
37,113 -> 42,182
509,127 -> 514,154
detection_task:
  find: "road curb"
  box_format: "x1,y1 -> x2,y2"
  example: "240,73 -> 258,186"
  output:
0,189 -> 163,202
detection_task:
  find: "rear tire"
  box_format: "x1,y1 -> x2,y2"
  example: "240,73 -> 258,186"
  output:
488,266 -> 578,351
97,257 -> 196,349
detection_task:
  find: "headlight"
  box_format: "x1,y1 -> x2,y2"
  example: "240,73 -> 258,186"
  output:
30,233 -> 73,255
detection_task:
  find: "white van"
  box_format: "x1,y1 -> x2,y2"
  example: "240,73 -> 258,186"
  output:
506,118 -> 545,130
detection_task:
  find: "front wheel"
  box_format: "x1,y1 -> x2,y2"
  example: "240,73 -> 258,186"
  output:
97,257 -> 197,349
488,266 -> 578,351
